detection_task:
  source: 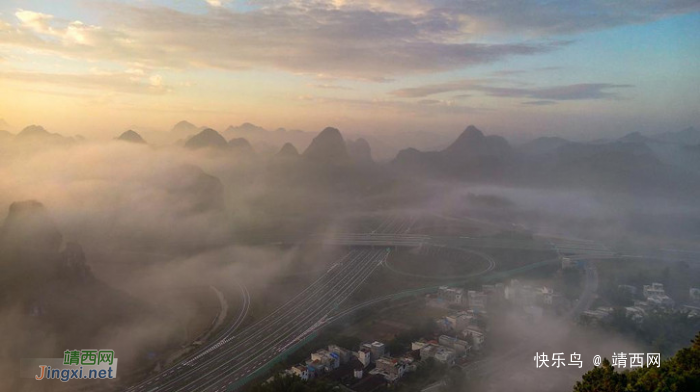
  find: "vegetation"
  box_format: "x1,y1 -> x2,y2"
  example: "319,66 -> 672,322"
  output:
573,332 -> 700,392
605,308 -> 700,356
249,374 -> 338,392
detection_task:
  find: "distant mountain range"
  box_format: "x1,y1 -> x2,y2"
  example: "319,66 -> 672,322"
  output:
387,125 -> 700,196
391,125 -> 512,180
5,120 -> 699,196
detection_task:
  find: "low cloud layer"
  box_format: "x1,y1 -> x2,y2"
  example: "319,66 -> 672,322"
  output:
391,80 -> 633,103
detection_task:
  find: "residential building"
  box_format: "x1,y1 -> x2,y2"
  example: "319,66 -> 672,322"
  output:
438,335 -> 471,355
329,344 -> 352,364
438,286 -> 464,305
467,290 -> 487,311
690,288 -> 700,303
618,285 -> 637,295
643,283 -> 665,299
289,365 -> 309,381
362,341 -> 386,363
643,283 -> 674,308
357,348 -> 371,368
461,328 -> 485,351
561,257 -> 577,269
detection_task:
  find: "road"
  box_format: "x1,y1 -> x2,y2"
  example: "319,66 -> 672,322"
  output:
125,248 -> 387,392
123,214 -> 608,392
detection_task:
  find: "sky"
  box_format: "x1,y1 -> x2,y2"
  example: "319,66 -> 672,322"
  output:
0,0 -> 698,141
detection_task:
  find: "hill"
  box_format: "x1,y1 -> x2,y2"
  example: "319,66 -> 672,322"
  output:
185,128 -> 229,150
302,127 -> 351,164
116,129 -> 147,144
171,120 -> 199,139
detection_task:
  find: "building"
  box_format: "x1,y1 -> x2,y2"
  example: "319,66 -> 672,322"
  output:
438,286 -> 464,305
438,335 -> 471,355
419,343 -> 456,366
643,283 -> 665,298
311,349 -> 339,369
443,311 -> 475,332
625,306 -> 646,323
461,328 -> 485,351
357,348 -> 371,368
411,340 -> 428,351
647,294 -> 674,308
353,366 -> 364,380
329,344 -> 352,365
289,365 -> 309,381
618,285 -> 637,295
482,283 -> 505,300
467,290 -> 487,311
433,347 -> 456,366
505,280 -> 555,308
581,307 -> 614,324
362,341 -> 386,363
537,286 -> 554,305
374,357 -> 406,381
643,283 -> 674,308
561,257 -> 577,269
306,360 -> 325,378
690,288 -> 700,303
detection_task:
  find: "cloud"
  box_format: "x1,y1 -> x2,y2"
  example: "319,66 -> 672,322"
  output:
15,9 -> 54,34
0,70 -> 170,95
391,80 -> 633,101
313,83 -> 353,90
355,0 -> 700,36
522,100 -> 557,106
391,79 -> 484,98
297,95 -> 481,116
0,3 -> 563,81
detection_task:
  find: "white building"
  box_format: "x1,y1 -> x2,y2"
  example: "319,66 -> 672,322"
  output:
438,335 -> 471,355
467,290 -> 487,311
357,348 -> 371,368
444,311 -> 475,332
690,288 -> 700,303
419,343 -> 456,366
289,365 -> 309,381
561,257 -> 576,269
461,328 -> 485,351
643,283 -> 665,299
438,286 -> 464,305
362,341 -> 386,363
328,345 -> 351,364
643,283 -> 674,308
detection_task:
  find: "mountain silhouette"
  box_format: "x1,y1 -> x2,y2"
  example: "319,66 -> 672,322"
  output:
518,136 -> 570,155
392,125 -> 511,179
185,128 -> 229,150
228,137 -> 255,155
302,127 -> 350,164
224,122 -> 267,138
15,125 -> 73,144
276,142 -> 300,157
116,130 -> 147,144
654,127 -> 700,145
347,138 -> 374,164
171,120 -> 199,139
0,200 -> 62,255
619,131 -> 653,144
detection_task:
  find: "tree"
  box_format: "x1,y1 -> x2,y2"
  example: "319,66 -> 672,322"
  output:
573,332 -> 700,392
250,374 -> 338,392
